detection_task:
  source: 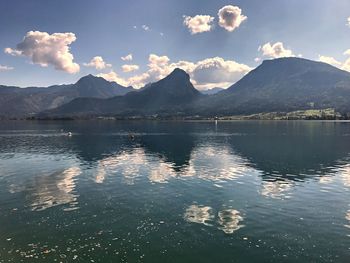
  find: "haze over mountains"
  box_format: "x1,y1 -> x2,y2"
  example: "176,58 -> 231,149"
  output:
201,87 -> 225,95
2,57 -> 350,119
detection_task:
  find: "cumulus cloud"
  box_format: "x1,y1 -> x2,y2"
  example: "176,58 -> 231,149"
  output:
318,55 -> 342,67
318,50 -> 350,72
4,48 -> 21,56
218,5 -> 247,32
121,54 -> 133,61
83,56 -> 111,70
97,71 -> 129,87
259,42 -> 295,58
4,31 -> 80,74
343,59 -> 350,72
0,65 -> 14,71
121,64 -> 139,73
191,57 -> 252,89
149,54 -> 170,66
183,15 -> 215,34
98,53 -> 251,90
145,54 -> 192,83
342,50 -> 350,72
127,72 -> 151,87
347,17 -> 350,27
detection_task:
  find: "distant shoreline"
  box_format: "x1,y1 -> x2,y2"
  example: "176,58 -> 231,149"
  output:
3,107 -> 348,121
2,117 -> 350,122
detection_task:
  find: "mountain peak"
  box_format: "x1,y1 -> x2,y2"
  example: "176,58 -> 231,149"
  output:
76,74 -> 102,83
166,68 -> 190,81
135,67 -> 200,103
261,57 -> 329,67
257,57 -> 345,76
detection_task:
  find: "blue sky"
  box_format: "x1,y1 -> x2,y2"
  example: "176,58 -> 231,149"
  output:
1,0 -> 350,89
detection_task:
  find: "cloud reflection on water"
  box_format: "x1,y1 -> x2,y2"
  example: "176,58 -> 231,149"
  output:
30,167 -> 81,211
260,180 -> 293,199
338,164 -> 350,187
186,146 -> 250,182
96,148 -> 147,185
95,145 -> 252,185
218,209 -> 245,234
345,210 -> 350,230
184,205 -> 245,234
184,205 -> 214,226
149,161 -> 177,183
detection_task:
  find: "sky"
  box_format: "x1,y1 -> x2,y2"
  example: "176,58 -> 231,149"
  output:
1,0 -> 350,90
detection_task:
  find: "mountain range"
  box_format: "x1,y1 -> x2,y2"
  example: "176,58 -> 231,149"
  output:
2,57 -> 350,119
43,68 -> 200,117
197,57 -> 350,116
0,74 -> 134,118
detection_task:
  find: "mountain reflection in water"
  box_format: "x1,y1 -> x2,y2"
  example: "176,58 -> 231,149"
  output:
1,121 -> 350,262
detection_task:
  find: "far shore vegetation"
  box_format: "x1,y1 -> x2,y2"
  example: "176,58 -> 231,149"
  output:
2,108 -> 350,121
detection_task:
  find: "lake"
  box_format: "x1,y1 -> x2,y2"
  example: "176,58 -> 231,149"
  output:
0,120 -> 349,262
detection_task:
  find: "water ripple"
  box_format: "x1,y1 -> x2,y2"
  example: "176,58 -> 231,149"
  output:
218,209 -> 245,234
30,166 -> 81,211
184,205 -> 214,226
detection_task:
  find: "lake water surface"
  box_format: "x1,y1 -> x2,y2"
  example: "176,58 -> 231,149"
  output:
0,121 -> 349,262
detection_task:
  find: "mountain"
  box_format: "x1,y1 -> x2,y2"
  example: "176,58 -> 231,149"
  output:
201,87 -> 225,95
195,57 -> 350,116
72,74 -> 134,98
0,75 -> 134,118
5,57 -> 350,119
42,68 -> 201,117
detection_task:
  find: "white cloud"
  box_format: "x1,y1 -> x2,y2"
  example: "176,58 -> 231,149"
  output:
97,71 -> 129,87
121,54 -> 133,61
254,57 -> 261,63
98,53 -> 251,90
4,31 -> 79,74
318,55 -> 342,67
218,5 -> 247,32
145,54 -> 191,83
259,42 -> 295,58
169,60 -> 196,74
127,72 -> 151,87
142,25 -> 150,31
183,15 -> 215,34
341,49 -> 350,72
318,50 -> 350,72
347,17 -> 350,27
4,48 -> 21,56
0,65 -> 14,71
121,64 -> 139,73
148,54 -> 170,66
83,56 -> 111,70
191,57 -> 252,89
342,57 -> 350,72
